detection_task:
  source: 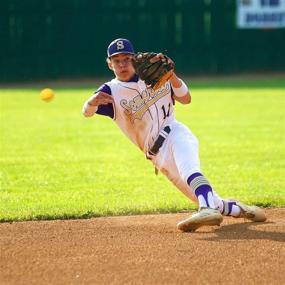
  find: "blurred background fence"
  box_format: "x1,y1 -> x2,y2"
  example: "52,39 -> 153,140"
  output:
1,0 -> 285,81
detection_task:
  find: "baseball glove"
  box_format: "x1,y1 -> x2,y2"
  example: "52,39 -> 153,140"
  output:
132,52 -> 174,90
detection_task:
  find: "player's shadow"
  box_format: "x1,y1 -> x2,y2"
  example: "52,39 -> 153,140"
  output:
200,221 -> 285,242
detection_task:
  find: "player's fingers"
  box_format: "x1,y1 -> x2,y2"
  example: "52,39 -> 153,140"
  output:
100,100 -> 112,105
103,97 -> 114,104
157,53 -> 166,61
96,98 -> 113,105
149,56 -> 160,64
101,97 -> 114,104
166,56 -> 174,65
96,92 -> 114,101
103,97 -> 114,103
96,91 -> 111,97
99,95 -> 113,102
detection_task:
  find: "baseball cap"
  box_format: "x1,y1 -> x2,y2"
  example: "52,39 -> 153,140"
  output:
107,38 -> 135,58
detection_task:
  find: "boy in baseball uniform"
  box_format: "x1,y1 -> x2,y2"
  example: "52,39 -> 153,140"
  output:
82,38 -> 266,232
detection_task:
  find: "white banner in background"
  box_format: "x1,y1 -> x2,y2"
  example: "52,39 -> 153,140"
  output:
237,0 -> 285,28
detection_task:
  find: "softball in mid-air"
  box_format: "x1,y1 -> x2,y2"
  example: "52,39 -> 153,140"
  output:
40,88 -> 55,102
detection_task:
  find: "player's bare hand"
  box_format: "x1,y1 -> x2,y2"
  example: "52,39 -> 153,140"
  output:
88,91 -> 114,107
156,53 -> 174,66
156,53 -> 165,60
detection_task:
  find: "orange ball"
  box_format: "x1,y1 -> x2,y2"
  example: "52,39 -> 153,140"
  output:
40,88 -> 55,102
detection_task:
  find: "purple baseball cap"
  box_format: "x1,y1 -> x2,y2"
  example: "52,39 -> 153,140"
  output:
107,38 -> 135,58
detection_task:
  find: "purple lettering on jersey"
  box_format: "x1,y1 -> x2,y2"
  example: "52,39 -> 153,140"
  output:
95,84 -> 114,119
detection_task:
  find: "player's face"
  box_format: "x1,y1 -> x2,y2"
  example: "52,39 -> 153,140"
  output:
108,54 -> 135,81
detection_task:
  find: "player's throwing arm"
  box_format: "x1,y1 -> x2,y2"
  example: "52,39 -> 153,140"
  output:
83,92 -> 114,117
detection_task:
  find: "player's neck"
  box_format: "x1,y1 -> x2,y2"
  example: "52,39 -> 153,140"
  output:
116,74 -> 139,83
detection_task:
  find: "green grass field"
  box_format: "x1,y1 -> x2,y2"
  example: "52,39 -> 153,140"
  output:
0,78 -> 284,222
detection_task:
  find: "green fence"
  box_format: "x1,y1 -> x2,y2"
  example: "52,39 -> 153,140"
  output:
1,0 -> 285,81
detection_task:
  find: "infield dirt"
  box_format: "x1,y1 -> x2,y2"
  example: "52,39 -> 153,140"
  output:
0,208 -> 284,285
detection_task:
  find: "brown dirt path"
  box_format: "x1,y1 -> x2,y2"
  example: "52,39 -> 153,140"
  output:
0,208 -> 284,285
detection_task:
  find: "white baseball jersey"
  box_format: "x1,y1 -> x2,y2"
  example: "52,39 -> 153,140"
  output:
95,75 -> 175,153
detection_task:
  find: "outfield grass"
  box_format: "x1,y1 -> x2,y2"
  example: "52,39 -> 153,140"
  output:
0,78 -> 284,222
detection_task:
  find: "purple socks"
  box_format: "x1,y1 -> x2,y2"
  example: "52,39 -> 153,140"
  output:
187,173 -> 215,209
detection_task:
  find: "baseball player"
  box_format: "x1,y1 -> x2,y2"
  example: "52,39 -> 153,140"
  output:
82,38 -> 266,232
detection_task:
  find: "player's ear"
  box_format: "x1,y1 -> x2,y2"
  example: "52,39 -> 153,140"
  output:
106,58 -> 113,70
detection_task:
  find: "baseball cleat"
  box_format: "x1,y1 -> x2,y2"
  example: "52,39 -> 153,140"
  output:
235,202 -> 266,222
177,207 -> 223,232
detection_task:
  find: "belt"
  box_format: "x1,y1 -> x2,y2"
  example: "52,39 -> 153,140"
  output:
148,126 -> 171,156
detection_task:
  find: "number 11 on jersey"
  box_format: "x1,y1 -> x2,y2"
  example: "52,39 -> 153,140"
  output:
161,103 -> 171,119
